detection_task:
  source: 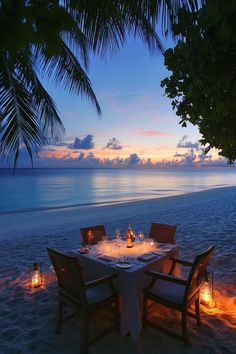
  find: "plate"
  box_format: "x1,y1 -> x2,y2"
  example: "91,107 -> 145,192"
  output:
79,248 -> 89,253
160,246 -> 172,251
116,261 -> 132,269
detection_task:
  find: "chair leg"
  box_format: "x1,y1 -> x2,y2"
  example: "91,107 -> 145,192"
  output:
182,310 -> 189,347
81,313 -> 89,354
142,296 -> 148,328
56,300 -> 63,334
115,298 -> 120,332
195,297 -> 201,326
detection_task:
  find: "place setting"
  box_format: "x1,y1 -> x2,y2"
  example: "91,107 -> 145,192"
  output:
74,226 -> 174,270
115,259 -> 133,269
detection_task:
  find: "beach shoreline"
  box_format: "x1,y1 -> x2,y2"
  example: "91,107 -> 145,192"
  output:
1,186 -> 236,241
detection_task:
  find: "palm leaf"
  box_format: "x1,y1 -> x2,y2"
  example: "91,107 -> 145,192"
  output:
15,54 -> 65,142
40,39 -> 102,115
0,52 -> 44,168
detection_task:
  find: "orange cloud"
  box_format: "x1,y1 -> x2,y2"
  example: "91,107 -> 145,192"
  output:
40,148 -> 78,159
137,130 -> 174,138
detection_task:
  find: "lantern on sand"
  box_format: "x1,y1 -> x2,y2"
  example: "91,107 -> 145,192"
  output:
31,262 -> 42,288
200,270 -> 214,308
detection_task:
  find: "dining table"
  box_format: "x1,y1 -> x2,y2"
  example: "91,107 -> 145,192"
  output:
70,239 -> 179,342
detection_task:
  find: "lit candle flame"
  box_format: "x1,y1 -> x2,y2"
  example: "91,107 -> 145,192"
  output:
201,282 -> 213,307
31,270 -> 41,287
202,289 -> 211,303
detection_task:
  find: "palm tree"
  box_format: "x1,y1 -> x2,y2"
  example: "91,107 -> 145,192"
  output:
0,0 -> 200,167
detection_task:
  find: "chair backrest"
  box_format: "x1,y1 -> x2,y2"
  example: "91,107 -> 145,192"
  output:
149,223 -> 176,244
185,246 -> 215,302
47,247 -> 87,306
80,225 -> 106,245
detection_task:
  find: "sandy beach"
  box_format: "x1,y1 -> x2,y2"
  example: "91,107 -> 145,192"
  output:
0,186 -> 236,354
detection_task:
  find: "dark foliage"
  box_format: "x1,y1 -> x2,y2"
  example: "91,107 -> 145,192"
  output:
161,0 -> 236,163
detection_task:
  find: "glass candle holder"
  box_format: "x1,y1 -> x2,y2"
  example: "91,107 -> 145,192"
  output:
31,262 -> 42,288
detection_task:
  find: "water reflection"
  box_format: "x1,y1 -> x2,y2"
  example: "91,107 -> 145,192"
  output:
0,168 -> 235,213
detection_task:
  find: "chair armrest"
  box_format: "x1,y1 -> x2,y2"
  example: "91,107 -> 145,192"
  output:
145,270 -> 187,286
169,257 -> 193,267
85,274 -> 117,289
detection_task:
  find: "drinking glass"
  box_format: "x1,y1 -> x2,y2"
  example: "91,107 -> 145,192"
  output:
115,229 -> 121,241
85,244 -> 91,251
96,241 -> 102,255
115,238 -> 122,259
149,238 -> 156,250
138,232 -> 145,244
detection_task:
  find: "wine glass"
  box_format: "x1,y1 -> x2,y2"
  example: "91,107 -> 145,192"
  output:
96,241 -> 102,255
138,232 -> 145,244
115,228 -> 121,241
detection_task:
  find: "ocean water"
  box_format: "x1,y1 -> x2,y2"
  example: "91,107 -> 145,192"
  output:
0,168 -> 235,214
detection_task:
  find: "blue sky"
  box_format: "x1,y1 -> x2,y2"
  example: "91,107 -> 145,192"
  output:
8,35 -> 233,168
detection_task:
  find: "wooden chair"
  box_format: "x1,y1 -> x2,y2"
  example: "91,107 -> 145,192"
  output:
143,245 -> 215,347
80,225 -> 106,245
47,248 -> 119,353
149,223 -> 177,244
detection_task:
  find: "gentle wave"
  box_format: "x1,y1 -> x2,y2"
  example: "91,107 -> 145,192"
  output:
0,199 -> 131,215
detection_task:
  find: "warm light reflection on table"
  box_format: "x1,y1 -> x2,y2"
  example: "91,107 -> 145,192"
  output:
95,239 -> 157,258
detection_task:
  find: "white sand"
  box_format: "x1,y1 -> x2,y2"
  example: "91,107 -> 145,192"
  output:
0,186 -> 236,354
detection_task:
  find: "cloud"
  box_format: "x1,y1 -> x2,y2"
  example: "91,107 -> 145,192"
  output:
5,149 -> 148,168
172,135 -> 215,165
68,134 -> 94,150
173,148 -> 197,164
138,130 -> 174,138
172,146 -> 214,166
177,135 -> 200,150
105,137 -> 122,150
46,148 -> 56,152
0,143 -> 231,170
126,153 -> 141,165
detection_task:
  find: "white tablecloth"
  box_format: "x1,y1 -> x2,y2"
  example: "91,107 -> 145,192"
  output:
71,242 -> 179,342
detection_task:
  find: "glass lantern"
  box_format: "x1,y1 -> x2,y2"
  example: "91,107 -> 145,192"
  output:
200,270 -> 214,308
31,262 -> 42,288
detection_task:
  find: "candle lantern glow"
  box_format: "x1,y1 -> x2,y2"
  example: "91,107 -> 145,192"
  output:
200,270 -> 214,308
31,262 -> 42,288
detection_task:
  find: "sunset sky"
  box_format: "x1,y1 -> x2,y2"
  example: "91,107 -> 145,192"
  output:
12,36 -> 230,168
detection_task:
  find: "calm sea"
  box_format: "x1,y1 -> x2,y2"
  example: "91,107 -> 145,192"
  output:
0,168 -> 235,214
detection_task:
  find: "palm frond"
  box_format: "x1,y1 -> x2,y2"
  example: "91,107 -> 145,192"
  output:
122,1 -> 164,53
0,52 -> 44,167
63,0 -> 202,56
41,39 -> 101,115
15,54 -> 65,142
61,27 -> 90,70
31,1 -> 91,70
69,0 -> 127,57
